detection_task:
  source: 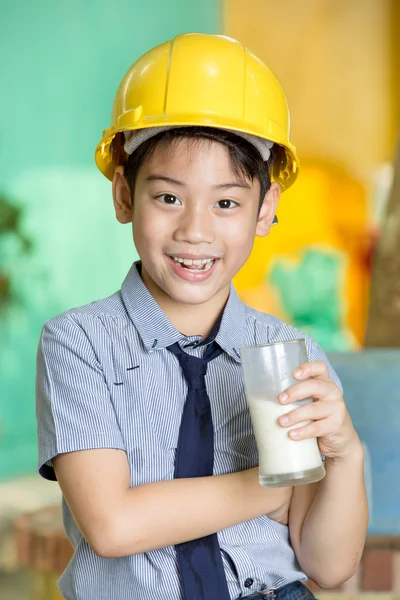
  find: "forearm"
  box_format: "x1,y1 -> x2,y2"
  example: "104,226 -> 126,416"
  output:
104,469 -> 287,557
298,443 -> 368,587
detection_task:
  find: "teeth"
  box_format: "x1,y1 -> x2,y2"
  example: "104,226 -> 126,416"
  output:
173,256 -> 213,264
172,256 -> 215,270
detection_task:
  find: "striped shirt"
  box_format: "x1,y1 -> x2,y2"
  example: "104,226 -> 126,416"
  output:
36,261 -> 342,600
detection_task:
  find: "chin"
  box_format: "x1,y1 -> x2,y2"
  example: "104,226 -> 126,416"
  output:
142,259 -> 232,307
166,285 -> 222,307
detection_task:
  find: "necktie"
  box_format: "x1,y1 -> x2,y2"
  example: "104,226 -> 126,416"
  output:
167,339 -> 231,600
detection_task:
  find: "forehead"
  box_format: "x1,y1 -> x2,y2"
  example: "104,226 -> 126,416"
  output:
148,137 -> 231,167
134,137 -> 261,196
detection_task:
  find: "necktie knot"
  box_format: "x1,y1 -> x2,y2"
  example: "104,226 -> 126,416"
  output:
179,354 -> 207,390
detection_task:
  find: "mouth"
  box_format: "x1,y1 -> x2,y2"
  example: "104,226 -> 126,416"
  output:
170,256 -> 216,272
166,254 -> 220,282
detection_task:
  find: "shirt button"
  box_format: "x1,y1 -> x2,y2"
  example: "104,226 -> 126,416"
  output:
244,578 -> 254,588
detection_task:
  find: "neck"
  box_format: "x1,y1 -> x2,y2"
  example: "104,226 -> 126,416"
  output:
164,297 -> 227,339
140,268 -> 229,338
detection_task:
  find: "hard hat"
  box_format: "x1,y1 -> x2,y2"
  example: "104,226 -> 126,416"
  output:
95,33 -> 299,190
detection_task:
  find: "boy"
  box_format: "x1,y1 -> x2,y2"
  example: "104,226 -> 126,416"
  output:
36,33 -> 368,600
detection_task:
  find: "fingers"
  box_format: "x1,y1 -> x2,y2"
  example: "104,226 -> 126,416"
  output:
293,360 -> 331,382
279,378 -> 341,405
287,419 -> 329,441
272,359 -> 347,446
279,398 -> 347,440
278,398 -> 332,428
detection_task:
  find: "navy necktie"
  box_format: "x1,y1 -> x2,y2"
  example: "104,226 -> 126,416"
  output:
168,338 -> 231,600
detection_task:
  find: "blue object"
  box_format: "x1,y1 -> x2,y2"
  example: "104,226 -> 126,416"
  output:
328,350 -> 400,535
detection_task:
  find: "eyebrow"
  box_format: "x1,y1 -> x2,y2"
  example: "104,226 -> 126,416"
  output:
146,174 -> 252,190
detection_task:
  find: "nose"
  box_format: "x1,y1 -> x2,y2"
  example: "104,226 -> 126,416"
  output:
173,203 -> 215,245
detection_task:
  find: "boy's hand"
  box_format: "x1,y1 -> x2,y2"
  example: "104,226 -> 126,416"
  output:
277,361 -> 361,460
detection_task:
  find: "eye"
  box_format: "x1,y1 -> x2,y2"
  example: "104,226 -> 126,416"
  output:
215,199 -> 239,209
157,194 -> 181,205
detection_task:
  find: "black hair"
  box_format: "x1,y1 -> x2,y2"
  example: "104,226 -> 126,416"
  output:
123,126 -> 275,210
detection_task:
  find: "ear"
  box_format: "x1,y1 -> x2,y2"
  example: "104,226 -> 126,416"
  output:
112,166 -> 133,224
255,182 -> 281,237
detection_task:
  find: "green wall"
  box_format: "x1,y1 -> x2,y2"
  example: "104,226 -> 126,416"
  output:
0,0 -> 220,480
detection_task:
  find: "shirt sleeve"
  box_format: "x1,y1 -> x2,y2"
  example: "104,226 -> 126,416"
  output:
36,313 -> 126,481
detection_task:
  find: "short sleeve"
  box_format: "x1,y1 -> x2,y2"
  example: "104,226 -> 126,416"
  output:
305,338 -> 343,392
36,314 -> 126,481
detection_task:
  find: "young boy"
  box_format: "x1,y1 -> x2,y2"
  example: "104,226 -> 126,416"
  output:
36,33 -> 368,600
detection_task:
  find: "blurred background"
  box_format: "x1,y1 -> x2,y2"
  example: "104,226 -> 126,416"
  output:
1,0 -> 399,598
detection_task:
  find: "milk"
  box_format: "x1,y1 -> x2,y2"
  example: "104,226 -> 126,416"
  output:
248,395 -> 323,476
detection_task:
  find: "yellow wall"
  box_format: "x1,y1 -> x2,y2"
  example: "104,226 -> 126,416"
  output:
224,0 -> 397,184
224,0 -> 398,348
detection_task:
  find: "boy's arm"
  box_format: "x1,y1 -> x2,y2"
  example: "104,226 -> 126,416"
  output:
289,442 -> 367,589
38,314 -> 293,558
53,449 -> 292,558
280,357 -> 368,589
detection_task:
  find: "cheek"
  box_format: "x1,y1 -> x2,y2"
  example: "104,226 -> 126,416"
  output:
132,208 -> 163,249
220,217 -> 256,253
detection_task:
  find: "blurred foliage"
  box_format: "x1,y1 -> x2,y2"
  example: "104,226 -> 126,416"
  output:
0,192 -> 32,312
269,248 -> 356,351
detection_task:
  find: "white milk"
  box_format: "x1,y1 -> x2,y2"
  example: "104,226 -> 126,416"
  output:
248,396 -> 322,476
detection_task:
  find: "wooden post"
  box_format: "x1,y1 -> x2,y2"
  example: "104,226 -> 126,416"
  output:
364,136 -> 400,346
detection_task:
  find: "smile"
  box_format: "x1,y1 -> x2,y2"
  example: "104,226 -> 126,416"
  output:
167,254 -> 220,282
171,257 -> 215,271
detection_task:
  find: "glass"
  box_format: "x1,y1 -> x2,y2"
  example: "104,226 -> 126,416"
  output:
240,339 -> 326,488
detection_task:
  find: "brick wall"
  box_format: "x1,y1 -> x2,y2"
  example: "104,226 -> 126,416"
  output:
307,538 -> 400,597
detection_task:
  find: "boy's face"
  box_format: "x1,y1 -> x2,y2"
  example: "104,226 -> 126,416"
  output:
113,138 -> 280,312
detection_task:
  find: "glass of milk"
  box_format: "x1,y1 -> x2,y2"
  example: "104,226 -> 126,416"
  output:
240,339 -> 325,488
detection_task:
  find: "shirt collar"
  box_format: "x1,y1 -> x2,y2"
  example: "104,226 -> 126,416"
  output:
121,262 -> 183,351
121,262 -> 246,361
214,286 -> 246,362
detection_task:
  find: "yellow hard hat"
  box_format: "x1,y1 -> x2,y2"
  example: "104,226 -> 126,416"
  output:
95,33 -> 299,190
